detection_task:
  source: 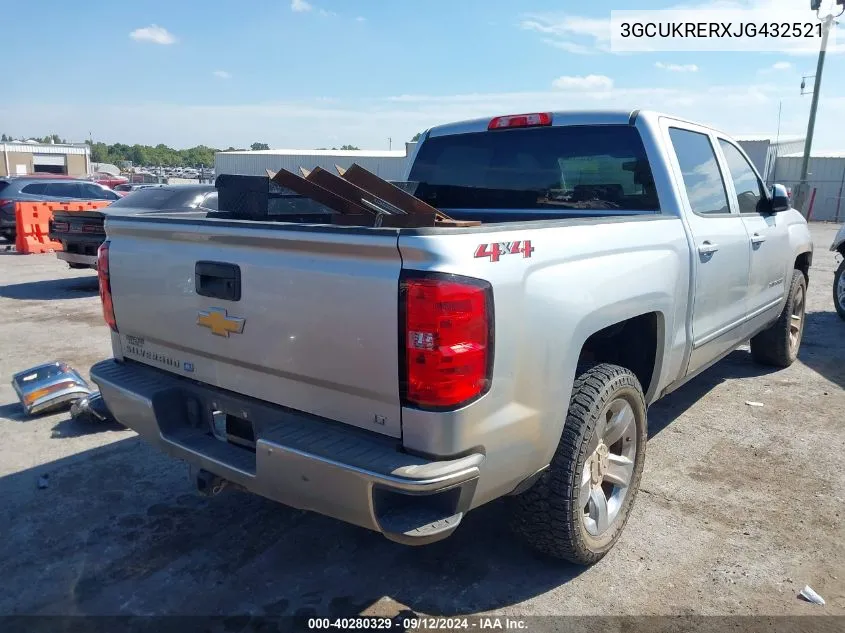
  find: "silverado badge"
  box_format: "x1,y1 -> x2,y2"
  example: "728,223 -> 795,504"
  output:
197,308 -> 245,337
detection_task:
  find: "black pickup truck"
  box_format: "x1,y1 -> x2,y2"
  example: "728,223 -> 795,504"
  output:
48,184 -> 217,269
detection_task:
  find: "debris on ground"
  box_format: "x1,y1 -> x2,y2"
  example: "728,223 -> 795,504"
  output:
37,475 -> 49,490
799,585 -> 825,605
745,401 -> 765,407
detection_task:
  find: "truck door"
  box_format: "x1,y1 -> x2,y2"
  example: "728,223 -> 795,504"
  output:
716,138 -> 791,332
666,126 -> 751,375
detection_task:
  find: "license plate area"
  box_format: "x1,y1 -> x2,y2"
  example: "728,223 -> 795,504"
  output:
211,409 -> 256,451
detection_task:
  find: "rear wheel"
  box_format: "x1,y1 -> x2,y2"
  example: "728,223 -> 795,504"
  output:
512,363 -> 647,565
834,260 -> 845,321
750,270 -> 806,367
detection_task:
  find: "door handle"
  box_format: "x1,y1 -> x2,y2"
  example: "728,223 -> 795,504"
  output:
195,261 -> 241,301
698,241 -> 719,255
751,233 -> 766,245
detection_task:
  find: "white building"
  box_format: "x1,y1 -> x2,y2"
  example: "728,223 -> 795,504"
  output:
735,135 -> 805,185
1,142 -> 91,177
215,144 -> 417,182
773,152 -> 845,222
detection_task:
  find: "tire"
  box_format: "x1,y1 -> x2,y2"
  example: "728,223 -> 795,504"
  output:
750,270 -> 807,367
834,259 -> 845,321
512,363 -> 648,565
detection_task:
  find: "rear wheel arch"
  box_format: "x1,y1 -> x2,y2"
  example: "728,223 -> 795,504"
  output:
575,311 -> 665,401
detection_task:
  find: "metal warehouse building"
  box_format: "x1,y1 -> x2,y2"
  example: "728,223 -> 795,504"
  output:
773,152 -> 845,222
215,145 -> 417,182
1,142 -> 91,177
735,135 -> 805,186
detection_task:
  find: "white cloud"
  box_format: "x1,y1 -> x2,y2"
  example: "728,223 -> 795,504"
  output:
319,8 -> 337,17
541,39 -> 596,55
213,70 -> 231,79
551,74 -> 614,91
129,25 -> 176,45
522,14 -> 610,54
355,16 -> 366,23
758,61 -> 797,74
291,0 -> 312,13
521,16 -> 609,40
655,62 -> 699,72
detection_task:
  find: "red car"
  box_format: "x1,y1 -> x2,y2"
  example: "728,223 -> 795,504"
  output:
91,173 -> 129,190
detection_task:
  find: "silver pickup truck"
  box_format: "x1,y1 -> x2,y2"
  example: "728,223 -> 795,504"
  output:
90,110 -> 812,565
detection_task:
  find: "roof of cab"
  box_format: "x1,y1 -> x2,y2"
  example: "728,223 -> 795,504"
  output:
424,109 -> 745,142
426,109 -> 639,138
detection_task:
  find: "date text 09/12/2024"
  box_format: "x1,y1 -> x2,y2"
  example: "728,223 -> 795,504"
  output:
307,617 -> 528,630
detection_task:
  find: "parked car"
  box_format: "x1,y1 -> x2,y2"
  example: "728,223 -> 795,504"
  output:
92,173 -> 129,190
112,183 -> 160,194
89,110 -> 812,565
49,184 -> 217,269
0,177 -> 121,242
832,224 -> 845,319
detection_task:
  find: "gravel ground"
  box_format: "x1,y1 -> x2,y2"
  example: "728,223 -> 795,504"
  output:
0,223 -> 843,619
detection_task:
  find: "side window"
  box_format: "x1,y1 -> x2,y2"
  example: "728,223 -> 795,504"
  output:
668,128 -> 731,216
22,183 -> 48,195
45,183 -> 83,198
718,140 -> 767,214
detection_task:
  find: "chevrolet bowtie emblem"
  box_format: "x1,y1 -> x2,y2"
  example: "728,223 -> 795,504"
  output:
197,308 -> 245,337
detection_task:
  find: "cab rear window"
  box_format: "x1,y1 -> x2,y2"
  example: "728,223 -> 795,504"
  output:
409,125 -> 659,212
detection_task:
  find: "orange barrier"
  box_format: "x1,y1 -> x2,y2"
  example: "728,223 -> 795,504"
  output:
14,200 -> 113,255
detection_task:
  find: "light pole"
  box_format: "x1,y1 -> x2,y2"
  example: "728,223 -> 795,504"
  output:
794,1 -> 843,214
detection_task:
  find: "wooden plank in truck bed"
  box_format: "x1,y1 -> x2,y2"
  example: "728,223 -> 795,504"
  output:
269,168 -> 372,216
306,167 -> 422,219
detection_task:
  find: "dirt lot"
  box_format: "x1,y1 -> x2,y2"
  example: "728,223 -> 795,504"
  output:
0,223 -> 843,619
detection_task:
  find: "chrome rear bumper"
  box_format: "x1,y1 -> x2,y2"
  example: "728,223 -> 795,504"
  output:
90,359 -> 483,544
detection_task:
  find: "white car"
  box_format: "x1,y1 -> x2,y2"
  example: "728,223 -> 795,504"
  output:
832,224 -> 845,319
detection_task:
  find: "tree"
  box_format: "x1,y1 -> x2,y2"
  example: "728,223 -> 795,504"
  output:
339,144 -> 359,150
250,142 -> 270,151
1,134 -> 8,142
410,132 -> 422,142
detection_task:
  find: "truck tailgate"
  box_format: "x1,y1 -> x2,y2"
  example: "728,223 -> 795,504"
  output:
105,218 -> 403,437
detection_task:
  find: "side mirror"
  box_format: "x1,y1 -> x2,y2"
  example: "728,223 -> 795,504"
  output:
770,184 -> 790,213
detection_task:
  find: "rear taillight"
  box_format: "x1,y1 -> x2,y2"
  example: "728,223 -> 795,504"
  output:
97,241 -> 117,331
53,221 -> 69,232
488,112 -> 552,130
401,274 -> 493,409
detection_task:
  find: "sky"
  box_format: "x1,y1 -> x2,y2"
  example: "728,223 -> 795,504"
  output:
1,0 -> 844,151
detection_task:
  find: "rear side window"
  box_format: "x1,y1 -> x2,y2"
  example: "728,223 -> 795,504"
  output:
718,140 -> 766,214
409,125 -> 659,211
22,183 -> 49,195
0,181 -> 8,194
668,128 -> 731,216
81,183 -> 120,200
